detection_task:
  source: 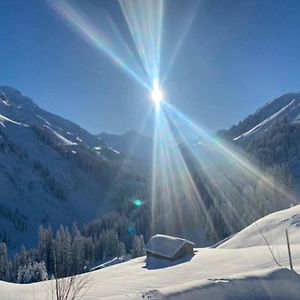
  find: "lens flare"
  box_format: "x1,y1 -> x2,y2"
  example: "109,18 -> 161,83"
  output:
49,0 -> 150,89
151,78 -> 163,109
119,0 -> 164,83
134,199 -> 142,206
150,98 -> 296,238
49,0 -> 295,244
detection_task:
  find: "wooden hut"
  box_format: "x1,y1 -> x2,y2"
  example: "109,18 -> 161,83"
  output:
145,234 -> 195,261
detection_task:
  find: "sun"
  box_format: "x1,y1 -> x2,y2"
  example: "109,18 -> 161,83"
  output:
151,79 -> 163,104
151,87 -> 163,103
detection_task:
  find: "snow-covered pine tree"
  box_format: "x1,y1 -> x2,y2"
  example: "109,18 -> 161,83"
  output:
17,261 -> 48,283
38,225 -> 55,274
71,224 -> 85,274
0,242 -> 10,281
131,235 -> 145,258
54,225 -> 72,277
120,242 -> 127,257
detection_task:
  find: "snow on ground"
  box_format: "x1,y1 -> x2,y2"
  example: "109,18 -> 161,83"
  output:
1,205 -> 300,299
36,114 -> 52,126
219,204 -> 300,249
0,113 -> 28,128
43,125 -> 77,146
108,147 -> 120,154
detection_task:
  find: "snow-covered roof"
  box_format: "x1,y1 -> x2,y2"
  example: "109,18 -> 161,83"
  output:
145,234 -> 194,259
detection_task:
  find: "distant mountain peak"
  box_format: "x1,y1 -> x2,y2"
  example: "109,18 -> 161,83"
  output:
123,129 -> 141,137
0,86 -> 37,108
97,130 -> 152,162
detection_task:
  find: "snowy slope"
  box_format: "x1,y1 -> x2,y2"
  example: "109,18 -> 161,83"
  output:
0,86 -> 108,149
0,87 -> 147,250
233,99 -> 295,141
219,204 -> 300,249
1,205 -> 300,299
217,90 -> 300,196
222,92 -> 300,141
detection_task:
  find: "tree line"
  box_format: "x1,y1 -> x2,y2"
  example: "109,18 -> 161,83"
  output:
0,211 -> 146,284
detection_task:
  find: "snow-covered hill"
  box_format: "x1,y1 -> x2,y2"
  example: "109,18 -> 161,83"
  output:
219,204 -> 300,249
1,204 -> 300,299
220,92 -> 300,141
0,87 -> 147,250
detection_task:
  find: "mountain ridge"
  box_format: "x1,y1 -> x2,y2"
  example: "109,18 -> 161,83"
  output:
0,86 -> 148,250
220,91 -> 300,142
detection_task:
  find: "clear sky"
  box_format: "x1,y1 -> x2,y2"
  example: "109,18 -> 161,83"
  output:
1,0 -> 300,135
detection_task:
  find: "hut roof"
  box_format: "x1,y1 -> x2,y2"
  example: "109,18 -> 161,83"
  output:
145,234 -> 194,259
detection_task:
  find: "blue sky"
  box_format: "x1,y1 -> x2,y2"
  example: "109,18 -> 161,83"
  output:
1,0 -> 300,135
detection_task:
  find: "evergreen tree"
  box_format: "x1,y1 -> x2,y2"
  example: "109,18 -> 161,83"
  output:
38,225 -> 54,274
0,242 -> 10,281
131,235 -> 145,258
120,242 -> 127,257
54,225 -> 72,277
71,224 -> 85,274
17,261 -> 48,284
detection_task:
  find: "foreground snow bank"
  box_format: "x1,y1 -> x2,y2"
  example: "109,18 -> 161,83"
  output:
219,204 -> 300,249
154,268 -> 300,300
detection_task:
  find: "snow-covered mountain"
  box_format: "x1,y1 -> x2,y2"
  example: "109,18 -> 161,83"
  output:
220,92 -> 300,142
0,86 -> 147,250
1,204 -> 300,299
217,91 -> 300,193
